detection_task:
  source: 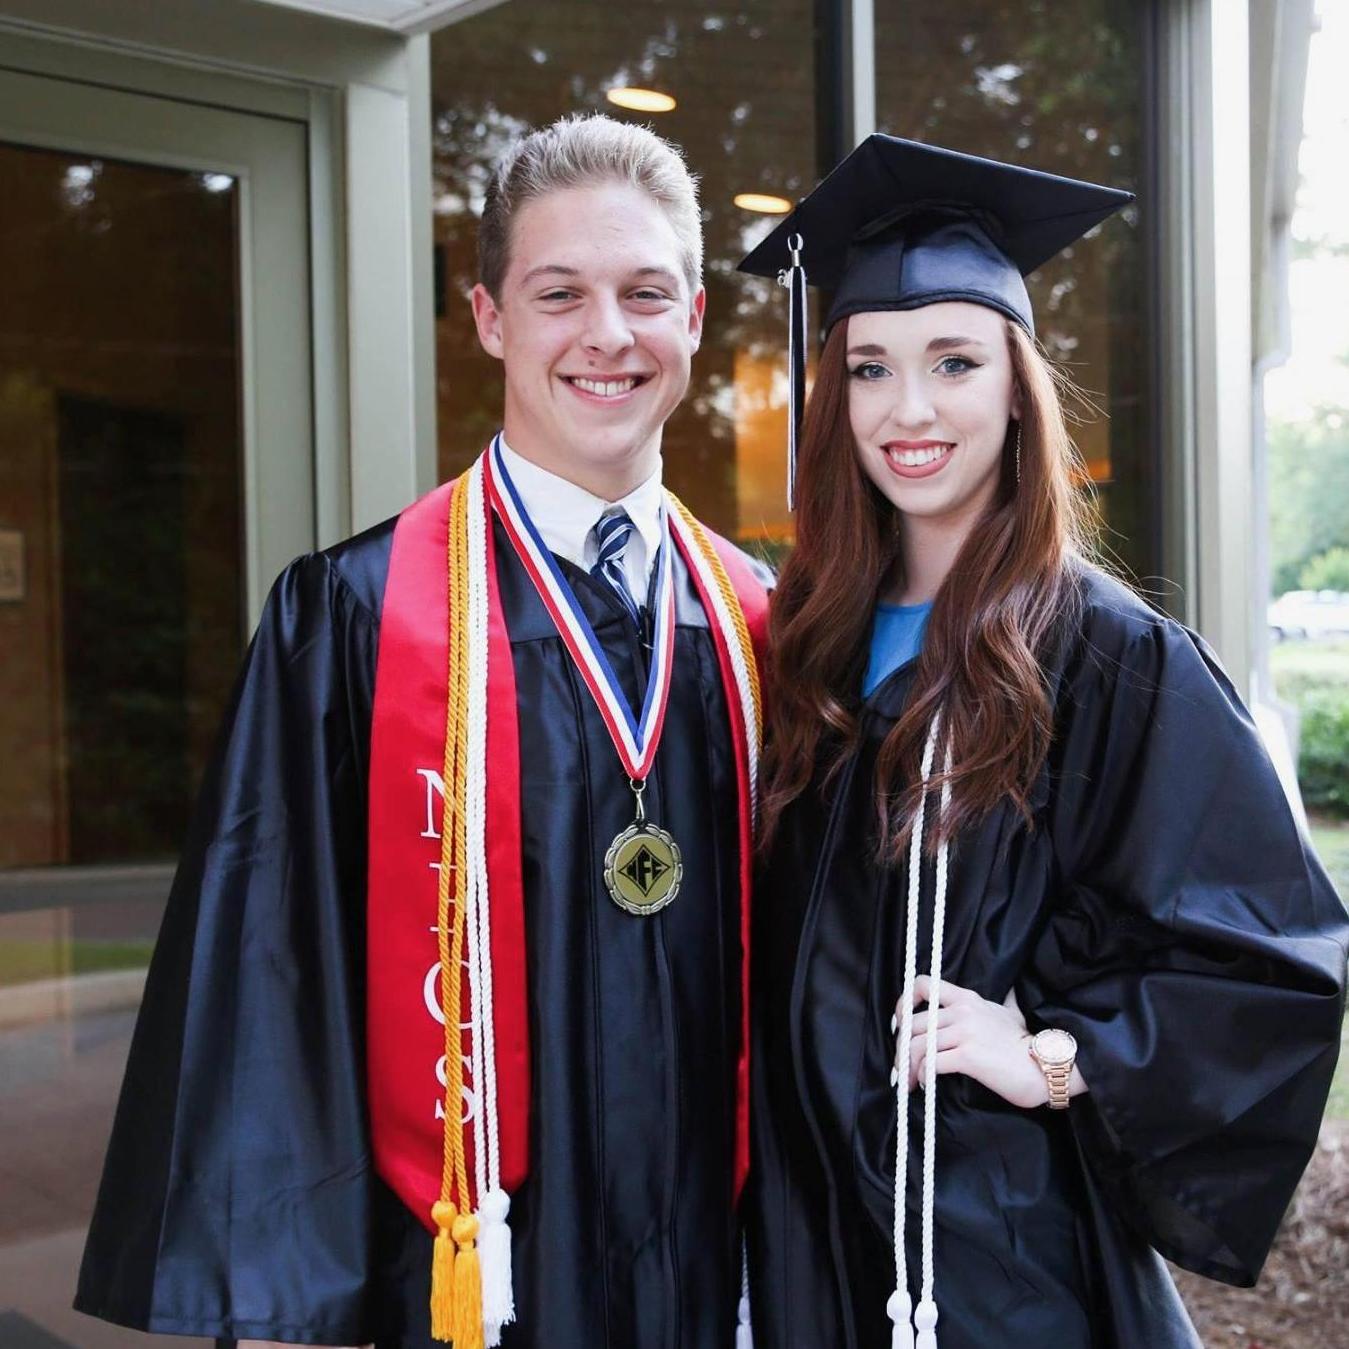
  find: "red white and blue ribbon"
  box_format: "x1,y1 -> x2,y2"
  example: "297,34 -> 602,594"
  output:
486,435 -> 677,784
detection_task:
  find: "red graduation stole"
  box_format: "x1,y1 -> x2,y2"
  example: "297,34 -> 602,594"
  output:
366,464 -> 767,1269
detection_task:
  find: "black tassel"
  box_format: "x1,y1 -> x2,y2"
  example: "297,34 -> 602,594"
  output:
777,232 -> 806,511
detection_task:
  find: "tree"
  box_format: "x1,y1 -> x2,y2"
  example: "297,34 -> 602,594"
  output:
1269,405 -> 1349,595
1300,546 -> 1349,592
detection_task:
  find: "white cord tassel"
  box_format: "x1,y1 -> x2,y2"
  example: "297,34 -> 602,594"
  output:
887,1289 -> 915,1349
736,1235 -> 753,1348
478,1187 -> 514,1344
889,717 -> 940,1349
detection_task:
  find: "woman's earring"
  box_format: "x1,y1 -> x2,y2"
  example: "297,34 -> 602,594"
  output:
1014,422 -> 1022,487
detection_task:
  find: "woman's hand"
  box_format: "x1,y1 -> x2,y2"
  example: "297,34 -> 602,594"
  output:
896,975 -> 1085,1110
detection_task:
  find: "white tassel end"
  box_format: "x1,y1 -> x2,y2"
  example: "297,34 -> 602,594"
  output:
478,1187 -> 515,1342
913,1296 -> 938,1349
736,1292 -> 754,1348
887,1289 -> 915,1349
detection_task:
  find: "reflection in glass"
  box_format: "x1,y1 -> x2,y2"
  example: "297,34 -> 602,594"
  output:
0,141 -> 239,1348
430,0 -> 817,547
0,145 -> 244,871
874,1 -> 1152,579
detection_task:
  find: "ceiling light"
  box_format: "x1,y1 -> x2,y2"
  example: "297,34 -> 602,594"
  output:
606,88 -> 677,113
734,193 -> 793,215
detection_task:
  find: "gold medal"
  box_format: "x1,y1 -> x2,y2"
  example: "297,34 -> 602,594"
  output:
604,780 -> 683,915
489,447 -> 741,922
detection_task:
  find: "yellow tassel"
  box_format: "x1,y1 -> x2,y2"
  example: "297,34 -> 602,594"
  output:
452,1212 -> 484,1349
430,1200 -> 458,1342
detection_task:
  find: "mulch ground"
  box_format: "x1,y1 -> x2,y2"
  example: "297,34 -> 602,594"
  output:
1169,1121 -> 1349,1348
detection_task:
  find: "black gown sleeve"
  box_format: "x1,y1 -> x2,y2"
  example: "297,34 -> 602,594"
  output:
75,553 -> 381,1345
1022,609 -> 1348,1288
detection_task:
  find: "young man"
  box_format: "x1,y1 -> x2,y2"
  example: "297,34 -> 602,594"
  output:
75,115 -> 769,1349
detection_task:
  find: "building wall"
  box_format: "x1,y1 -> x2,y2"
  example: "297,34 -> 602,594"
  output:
0,3 -> 1275,1344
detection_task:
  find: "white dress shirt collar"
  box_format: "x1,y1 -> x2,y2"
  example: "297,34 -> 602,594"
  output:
497,435 -> 664,596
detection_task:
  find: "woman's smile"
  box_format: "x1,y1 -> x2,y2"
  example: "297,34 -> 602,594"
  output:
882,438 -> 956,478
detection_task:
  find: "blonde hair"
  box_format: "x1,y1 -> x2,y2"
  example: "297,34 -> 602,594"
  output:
478,113 -> 703,299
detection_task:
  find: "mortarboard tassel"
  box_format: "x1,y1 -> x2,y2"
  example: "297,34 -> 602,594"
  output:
777,232 -> 806,511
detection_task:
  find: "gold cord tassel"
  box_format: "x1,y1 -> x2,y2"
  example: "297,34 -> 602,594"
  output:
451,1212 -> 484,1349
430,1199 -> 459,1341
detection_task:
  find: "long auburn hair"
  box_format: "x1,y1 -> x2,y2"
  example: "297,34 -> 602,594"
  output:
760,318 -> 1096,859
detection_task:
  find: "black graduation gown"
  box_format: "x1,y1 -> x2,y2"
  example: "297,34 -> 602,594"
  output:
747,564 -> 1348,1349
75,513 -> 763,1348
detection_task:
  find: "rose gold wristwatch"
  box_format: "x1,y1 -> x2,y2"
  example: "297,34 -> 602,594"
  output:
1027,1028 -> 1077,1109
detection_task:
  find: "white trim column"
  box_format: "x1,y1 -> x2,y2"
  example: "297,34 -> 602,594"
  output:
847,0 -> 875,147
344,34 -> 437,531
1158,0 -> 1254,694
346,72 -> 422,529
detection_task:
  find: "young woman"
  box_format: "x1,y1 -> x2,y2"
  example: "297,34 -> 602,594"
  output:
739,136 -> 1348,1349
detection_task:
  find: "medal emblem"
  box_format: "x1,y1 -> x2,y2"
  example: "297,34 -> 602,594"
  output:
604,822 -> 683,915
603,777 -> 682,915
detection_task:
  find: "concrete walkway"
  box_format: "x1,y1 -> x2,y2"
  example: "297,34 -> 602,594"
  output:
0,1001 -> 208,1347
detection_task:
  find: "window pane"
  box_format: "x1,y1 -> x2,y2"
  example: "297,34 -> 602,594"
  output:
0,145 -> 244,872
430,0 -> 818,548
0,140 -> 239,1348
874,2 -> 1152,578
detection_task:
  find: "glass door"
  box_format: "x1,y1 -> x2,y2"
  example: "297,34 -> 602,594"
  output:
0,61 -> 313,1348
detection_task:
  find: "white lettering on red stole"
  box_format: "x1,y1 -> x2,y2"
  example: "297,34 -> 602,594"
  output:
418,766 -> 478,1126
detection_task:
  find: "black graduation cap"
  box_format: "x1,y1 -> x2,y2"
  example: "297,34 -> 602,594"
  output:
737,135 -> 1133,504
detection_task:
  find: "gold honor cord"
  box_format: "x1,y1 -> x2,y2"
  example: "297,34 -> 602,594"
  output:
668,496 -> 763,763
427,485 -> 758,1349
431,479 -> 483,1348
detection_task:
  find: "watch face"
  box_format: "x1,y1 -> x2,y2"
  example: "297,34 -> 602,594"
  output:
1033,1029 -> 1077,1066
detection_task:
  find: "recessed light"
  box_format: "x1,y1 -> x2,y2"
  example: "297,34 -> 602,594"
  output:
734,193 -> 793,215
607,88 -> 678,113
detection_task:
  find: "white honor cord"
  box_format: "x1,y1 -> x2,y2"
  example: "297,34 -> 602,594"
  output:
464,457 -> 489,1208
888,714 -> 949,1349
736,1233 -> 753,1347
465,459 -> 515,1342
916,735 -> 953,1349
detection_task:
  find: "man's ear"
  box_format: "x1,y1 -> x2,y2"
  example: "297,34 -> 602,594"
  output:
472,283 -> 505,360
687,286 -> 707,354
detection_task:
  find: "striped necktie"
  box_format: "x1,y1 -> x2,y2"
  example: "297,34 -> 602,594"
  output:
590,508 -> 642,625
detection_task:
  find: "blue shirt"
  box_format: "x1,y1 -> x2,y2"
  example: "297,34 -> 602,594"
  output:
863,600 -> 933,696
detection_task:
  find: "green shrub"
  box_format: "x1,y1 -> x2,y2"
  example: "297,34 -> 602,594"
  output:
1300,546 -> 1349,592
1299,688 -> 1349,818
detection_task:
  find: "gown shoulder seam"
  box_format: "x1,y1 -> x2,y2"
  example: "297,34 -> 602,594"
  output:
313,548 -> 379,627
